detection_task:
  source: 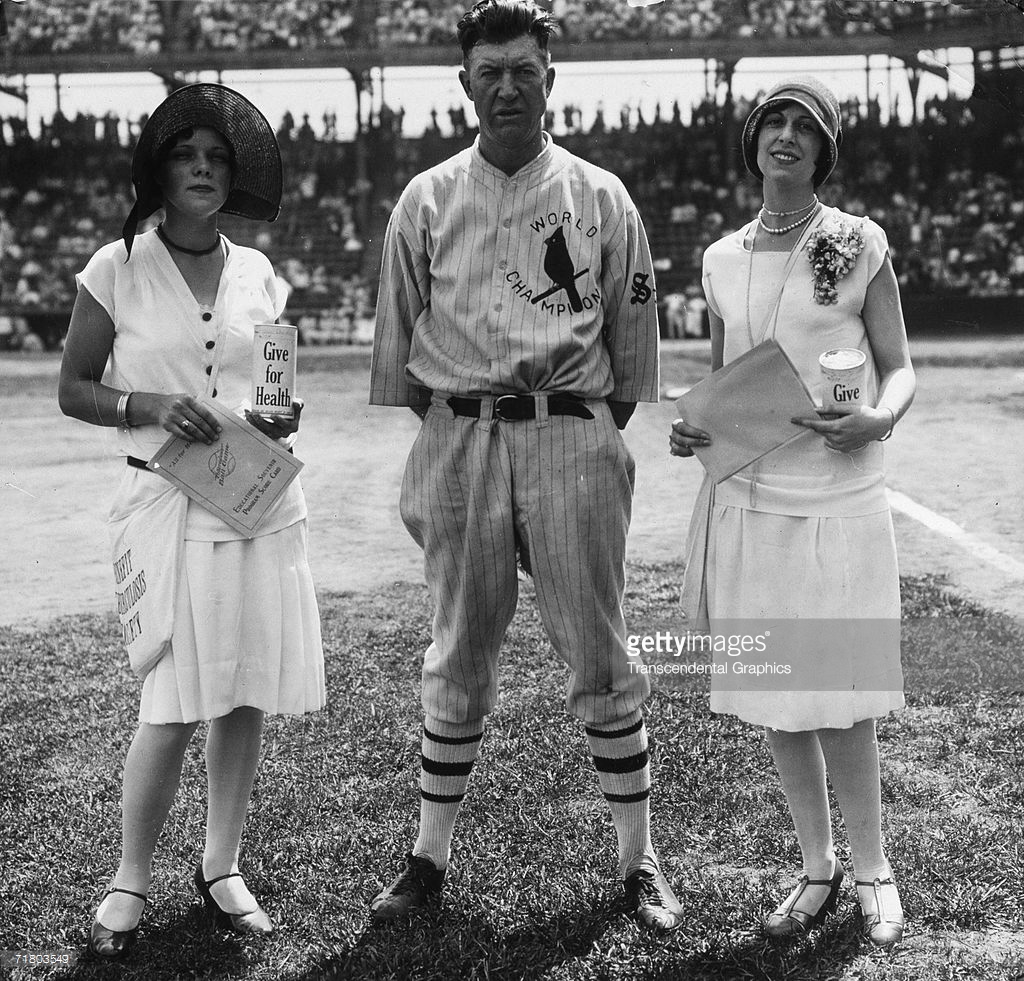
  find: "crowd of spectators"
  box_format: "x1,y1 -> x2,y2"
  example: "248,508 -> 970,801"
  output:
180,1 -> 359,52
2,77 -> 1023,349
365,83 -> 1024,303
0,109 -> 377,348
2,0 -> 985,55
374,2 -> 467,45
554,0 -> 975,43
5,0 -> 163,56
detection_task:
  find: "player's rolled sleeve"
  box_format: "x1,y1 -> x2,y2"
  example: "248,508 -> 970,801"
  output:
370,191 -> 431,407
600,199 -> 660,403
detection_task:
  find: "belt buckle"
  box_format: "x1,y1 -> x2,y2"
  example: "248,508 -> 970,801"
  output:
493,394 -> 527,421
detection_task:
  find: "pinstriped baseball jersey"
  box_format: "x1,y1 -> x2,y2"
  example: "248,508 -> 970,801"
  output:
370,134 -> 660,407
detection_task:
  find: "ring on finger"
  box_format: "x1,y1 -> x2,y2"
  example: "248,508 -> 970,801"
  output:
181,419 -> 191,429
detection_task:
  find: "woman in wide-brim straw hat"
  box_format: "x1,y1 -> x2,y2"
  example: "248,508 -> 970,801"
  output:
670,76 -> 916,946
59,83 -> 325,958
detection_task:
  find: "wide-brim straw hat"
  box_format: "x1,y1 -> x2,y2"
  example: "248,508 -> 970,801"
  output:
122,82 -> 282,257
741,76 -> 842,188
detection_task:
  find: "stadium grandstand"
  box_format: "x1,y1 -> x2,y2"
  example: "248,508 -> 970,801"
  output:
1,0 -> 1023,349
0,0 -> 1004,55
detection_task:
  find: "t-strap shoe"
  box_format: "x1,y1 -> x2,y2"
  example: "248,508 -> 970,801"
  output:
89,885 -> 148,959
623,868 -> 684,932
370,852 -> 445,923
193,864 -> 273,935
856,876 -> 904,947
765,859 -> 844,938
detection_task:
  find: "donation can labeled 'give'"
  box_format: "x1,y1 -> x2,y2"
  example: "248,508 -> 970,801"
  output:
819,347 -> 867,411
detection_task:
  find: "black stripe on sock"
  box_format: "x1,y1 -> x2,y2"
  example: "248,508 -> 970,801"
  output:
424,726 -> 484,746
604,788 -> 651,804
584,718 -> 644,739
420,789 -> 465,804
592,750 -> 649,774
421,755 -> 476,776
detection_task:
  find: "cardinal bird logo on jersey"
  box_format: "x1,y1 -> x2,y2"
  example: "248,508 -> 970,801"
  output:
532,227 -> 588,312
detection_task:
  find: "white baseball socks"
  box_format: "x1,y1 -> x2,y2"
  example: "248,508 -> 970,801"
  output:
585,709 -> 659,877
412,717 -> 484,869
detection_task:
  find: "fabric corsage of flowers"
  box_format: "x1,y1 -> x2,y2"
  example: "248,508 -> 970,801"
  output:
805,219 -> 866,305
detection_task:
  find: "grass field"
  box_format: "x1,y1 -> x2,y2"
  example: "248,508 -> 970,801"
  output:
1,562 -> 1022,981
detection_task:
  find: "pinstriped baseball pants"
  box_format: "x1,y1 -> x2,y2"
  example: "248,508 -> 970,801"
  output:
399,396 -> 651,726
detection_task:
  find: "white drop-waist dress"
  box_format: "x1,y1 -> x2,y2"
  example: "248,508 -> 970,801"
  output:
685,206 -> 904,731
78,230 -> 326,725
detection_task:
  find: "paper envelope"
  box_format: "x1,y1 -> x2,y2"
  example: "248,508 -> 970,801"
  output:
674,340 -> 817,483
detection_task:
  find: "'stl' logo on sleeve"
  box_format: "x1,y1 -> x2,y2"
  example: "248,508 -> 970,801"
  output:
630,272 -> 652,305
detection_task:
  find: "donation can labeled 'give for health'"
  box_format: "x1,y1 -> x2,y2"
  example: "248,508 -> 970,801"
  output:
252,323 -> 297,420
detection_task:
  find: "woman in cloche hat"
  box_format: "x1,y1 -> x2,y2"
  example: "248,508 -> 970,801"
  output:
59,83 -> 325,958
670,76 -> 916,946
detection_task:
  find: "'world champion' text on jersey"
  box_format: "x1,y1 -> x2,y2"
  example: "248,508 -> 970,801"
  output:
371,135 -> 660,407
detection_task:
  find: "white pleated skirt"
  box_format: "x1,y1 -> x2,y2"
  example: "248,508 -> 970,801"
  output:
706,505 -> 904,731
139,520 -> 326,725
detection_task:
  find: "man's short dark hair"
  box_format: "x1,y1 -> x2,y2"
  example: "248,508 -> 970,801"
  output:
456,0 -> 556,60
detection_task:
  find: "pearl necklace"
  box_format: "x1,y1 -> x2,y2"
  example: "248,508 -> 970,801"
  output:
762,195 -> 818,218
757,205 -> 818,235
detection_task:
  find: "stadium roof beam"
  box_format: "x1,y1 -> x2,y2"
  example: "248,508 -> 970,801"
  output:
150,70 -> 206,92
0,76 -> 25,102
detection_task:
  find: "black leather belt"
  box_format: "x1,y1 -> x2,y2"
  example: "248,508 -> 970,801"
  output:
447,394 -> 595,421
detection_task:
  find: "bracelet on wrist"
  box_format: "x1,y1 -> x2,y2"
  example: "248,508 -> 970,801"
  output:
878,407 -> 895,442
116,391 -> 133,429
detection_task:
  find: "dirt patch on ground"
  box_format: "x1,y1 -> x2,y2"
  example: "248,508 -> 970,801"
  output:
3,338 -> 1023,627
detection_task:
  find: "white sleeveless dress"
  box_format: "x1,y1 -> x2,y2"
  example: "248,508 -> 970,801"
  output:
78,230 -> 326,725
689,206 -> 904,731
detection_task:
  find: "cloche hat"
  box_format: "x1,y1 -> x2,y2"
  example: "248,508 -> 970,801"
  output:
741,76 -> 842,188
122,83 -> 282,257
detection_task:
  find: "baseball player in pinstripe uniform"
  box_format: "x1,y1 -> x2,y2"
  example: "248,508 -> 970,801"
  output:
369,0 -> 682,931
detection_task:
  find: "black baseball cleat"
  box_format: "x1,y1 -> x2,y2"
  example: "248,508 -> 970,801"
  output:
623,868 -> 684,932
370,853 -> 445,923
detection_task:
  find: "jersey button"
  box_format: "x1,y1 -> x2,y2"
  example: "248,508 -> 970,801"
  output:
205,365 -> 212,375
205,340 -> 215,350
494,303 -> 502,312
502,219 -> 511,228
201,312 -> 213,322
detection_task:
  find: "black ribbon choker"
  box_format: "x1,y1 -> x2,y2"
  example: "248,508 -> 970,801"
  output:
157,224 -> 221,257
